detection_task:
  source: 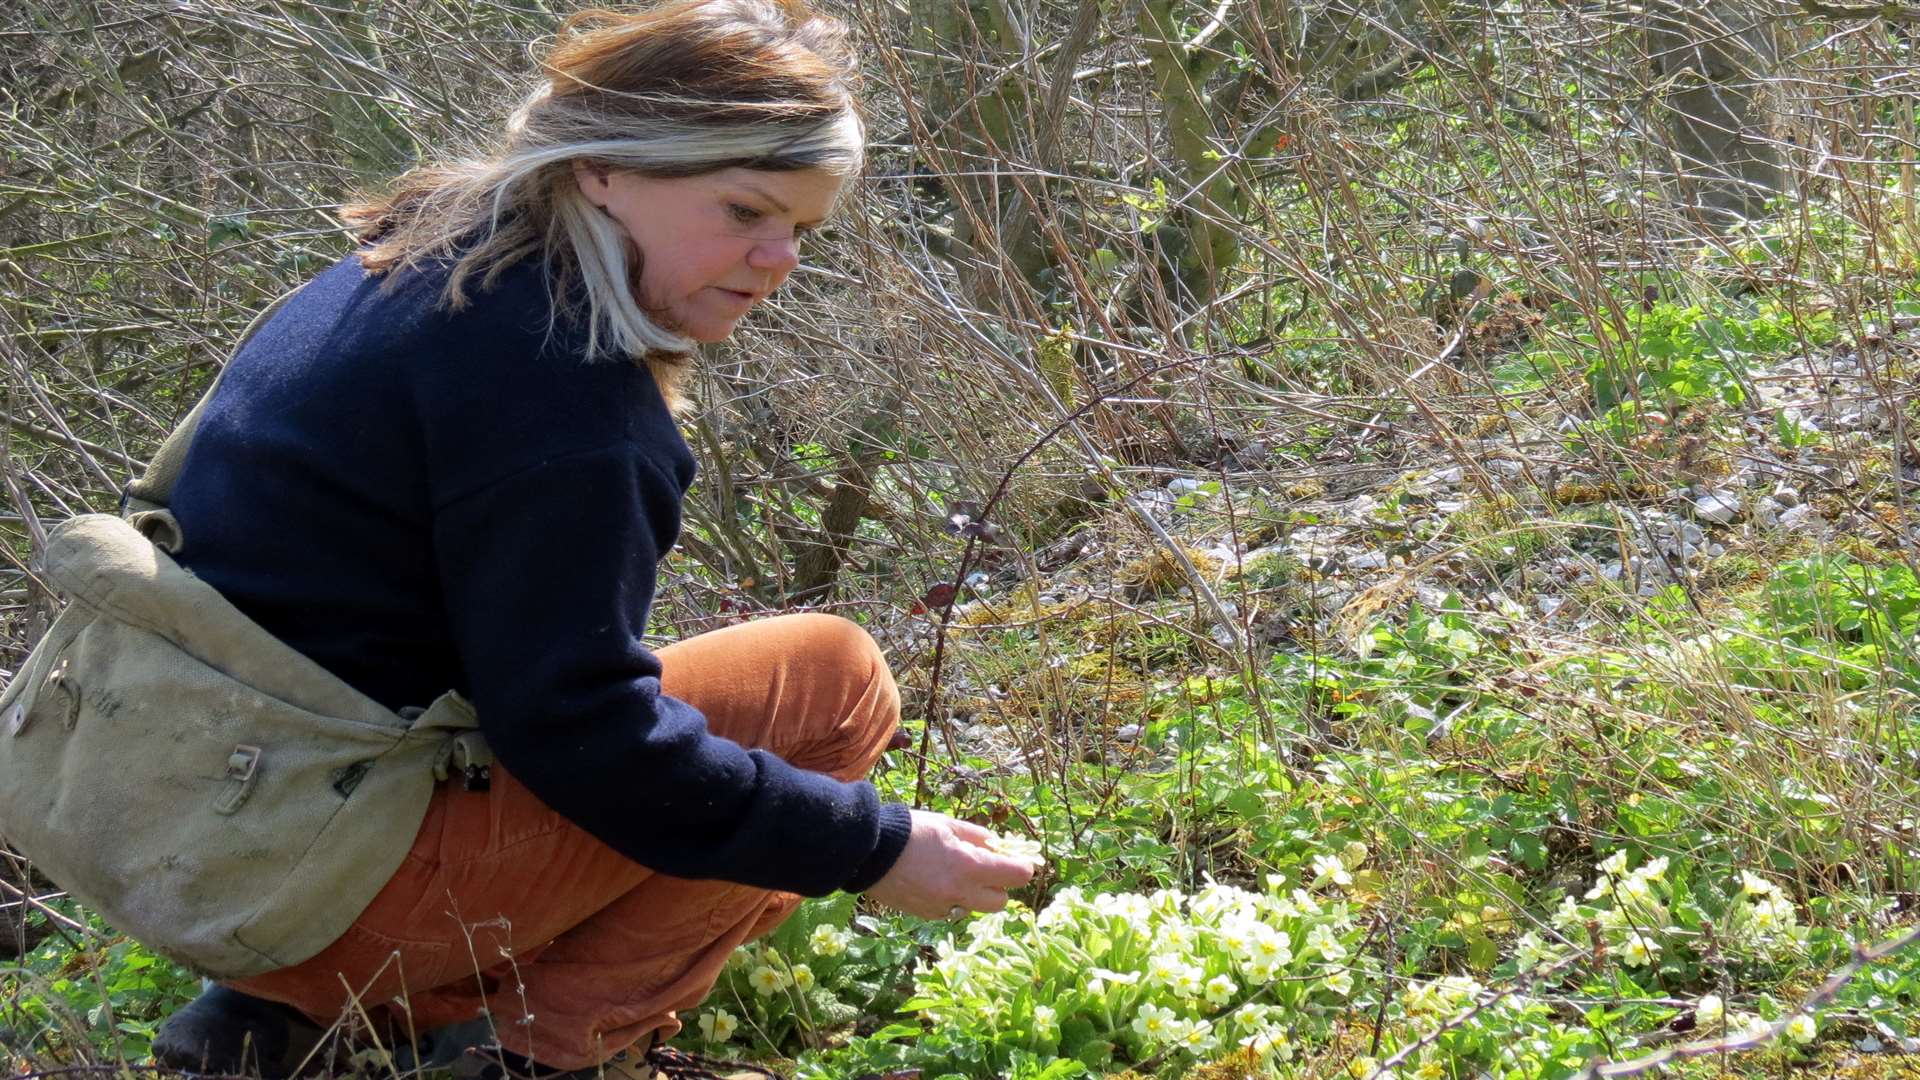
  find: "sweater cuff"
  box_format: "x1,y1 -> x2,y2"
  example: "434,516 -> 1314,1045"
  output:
842,801 -> 914,894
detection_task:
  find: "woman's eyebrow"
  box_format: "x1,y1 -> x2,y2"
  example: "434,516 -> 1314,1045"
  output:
736,181 -> 830,228
737,181 -> 791,214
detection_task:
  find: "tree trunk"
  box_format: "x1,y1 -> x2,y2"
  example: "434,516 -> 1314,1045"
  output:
1645,0 -> 1788,224
908,0 -> 1051,307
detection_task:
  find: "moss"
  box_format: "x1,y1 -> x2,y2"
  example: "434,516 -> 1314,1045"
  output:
1119,545 -> 1222,601
1450,494 -> 1550,576
1698,549 -> 1771,591
1284,477 -> 1328,500
1185,1049 -> 1265,1079
1551,474 -> 1667,505
1231,546 -> 1297,589
1470,412 -> 1508,438
953,584 -> 1094,628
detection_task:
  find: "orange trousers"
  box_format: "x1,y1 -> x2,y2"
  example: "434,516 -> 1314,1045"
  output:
229,613 -> 901,1069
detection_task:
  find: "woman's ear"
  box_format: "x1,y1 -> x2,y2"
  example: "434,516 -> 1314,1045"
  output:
573,159 -> 611,206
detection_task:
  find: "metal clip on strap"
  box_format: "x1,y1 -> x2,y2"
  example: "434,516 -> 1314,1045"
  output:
431,731 -> 494,791
415,692 -> 493,792
215,744 -> 263,815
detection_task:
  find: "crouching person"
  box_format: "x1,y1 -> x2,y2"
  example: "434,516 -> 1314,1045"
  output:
0,3 -> 1032,1077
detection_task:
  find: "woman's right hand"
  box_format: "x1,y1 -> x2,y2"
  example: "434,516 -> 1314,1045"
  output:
862,809 -> 1038,919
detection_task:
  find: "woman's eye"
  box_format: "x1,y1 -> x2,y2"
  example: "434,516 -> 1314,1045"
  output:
728,203 -> 762,224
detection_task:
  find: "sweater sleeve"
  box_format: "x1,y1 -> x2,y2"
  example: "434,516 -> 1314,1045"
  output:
430,441 -> 906,896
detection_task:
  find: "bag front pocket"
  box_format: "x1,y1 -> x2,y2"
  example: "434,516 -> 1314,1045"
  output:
0,612 -> 438,977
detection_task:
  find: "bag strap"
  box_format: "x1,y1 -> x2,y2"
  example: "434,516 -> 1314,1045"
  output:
120,285 -> 307,523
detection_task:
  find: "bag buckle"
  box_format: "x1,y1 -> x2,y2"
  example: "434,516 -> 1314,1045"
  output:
214,744 -> 263,815
46,657 -> 80,730
452,732 -> 491,792
10,657 -> 78,739
432,730 -> 493,792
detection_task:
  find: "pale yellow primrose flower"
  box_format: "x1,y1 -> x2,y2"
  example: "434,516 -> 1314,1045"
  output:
1216,918 -> 1253,959
1513,931 -> 1552,972
1312,853 -> 1353,888
986,830 -> 1044,865
1749,894 -> 1798,934
790,963 -> 815,992
1786,1014 -> 1816,1044
1307,923 -> 1348,961
1204,973 -> 1238,1006
1162,922 -> 1197,951
1621,931 -> 1660,967
1241,1028 -> 1292,1061
748,964 -> 787,996
697,1009 -> 738,1043
1551,895 -> 1584,931
1170,963 -> 1206,999
809,924 -> 849,957
1147,952 -> 1185,987
1132,1003 -> 1178,1044
1695,993 -> 1724,1027
1176,1017 -> 1217,1054
1251,925 -> 1293,964
1403,977 -> 1476,1017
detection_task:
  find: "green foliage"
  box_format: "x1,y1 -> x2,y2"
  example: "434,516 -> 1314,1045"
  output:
1721,555 -> 1920,694
673,894 -> 921,1059
1,917 -> 202,1062
1587,302 -> 1749,413
1574,297 -> 1843,424
10,7 -> 1920,1080
808,879 -> 1372,1079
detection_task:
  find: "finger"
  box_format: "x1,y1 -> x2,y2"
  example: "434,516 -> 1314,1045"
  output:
945,816 -> 996,846
963,885 -> 1012,913
973,852 -> 1038,889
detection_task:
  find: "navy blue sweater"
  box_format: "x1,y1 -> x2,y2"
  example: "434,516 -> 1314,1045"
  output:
169,250 -> 911,897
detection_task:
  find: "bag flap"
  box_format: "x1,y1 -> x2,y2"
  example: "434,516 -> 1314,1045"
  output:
41,514 -> 403,731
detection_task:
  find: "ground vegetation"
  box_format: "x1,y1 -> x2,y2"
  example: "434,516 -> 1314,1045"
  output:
2,1 -> 1918,1078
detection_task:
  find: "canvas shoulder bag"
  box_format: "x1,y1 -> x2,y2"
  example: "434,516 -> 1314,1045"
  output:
0,287 -> 492,979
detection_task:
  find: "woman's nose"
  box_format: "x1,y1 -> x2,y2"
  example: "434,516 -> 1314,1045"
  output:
748,235 -> 801,278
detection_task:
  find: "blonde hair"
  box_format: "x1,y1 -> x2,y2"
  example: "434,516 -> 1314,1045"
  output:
342,0 -> 864,406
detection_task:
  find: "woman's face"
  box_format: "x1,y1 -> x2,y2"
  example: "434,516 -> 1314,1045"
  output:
575,164 -> 845,343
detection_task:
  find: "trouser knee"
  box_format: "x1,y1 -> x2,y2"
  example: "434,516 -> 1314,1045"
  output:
785,613 -> 899,771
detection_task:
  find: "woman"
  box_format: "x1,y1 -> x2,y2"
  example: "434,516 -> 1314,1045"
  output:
147,1 -> 1034,1076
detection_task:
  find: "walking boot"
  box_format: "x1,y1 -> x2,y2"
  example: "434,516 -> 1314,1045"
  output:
151,984 -> 327,1077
